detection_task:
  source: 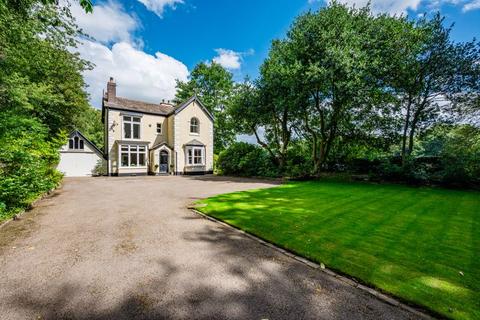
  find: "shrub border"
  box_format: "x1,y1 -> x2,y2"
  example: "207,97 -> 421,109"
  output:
0,182 -> 63,230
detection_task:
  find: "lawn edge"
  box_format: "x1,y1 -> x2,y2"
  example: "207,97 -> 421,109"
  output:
190,207 -> 437,320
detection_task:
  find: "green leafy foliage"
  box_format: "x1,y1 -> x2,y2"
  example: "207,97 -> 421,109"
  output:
418,124 -> 480,185
0,0 -> 94,219
229,3 -> 479,186
216,142 -> 278,177
0,112 -> 64,220
175,62 -> 236,152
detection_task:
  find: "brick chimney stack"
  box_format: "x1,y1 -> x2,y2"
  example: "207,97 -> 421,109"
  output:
107,77 -> 116,102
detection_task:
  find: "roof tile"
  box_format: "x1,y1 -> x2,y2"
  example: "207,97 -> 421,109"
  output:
104,97 -> 175,115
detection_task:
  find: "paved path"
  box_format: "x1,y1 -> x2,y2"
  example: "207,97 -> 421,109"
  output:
0,176 -> 420,320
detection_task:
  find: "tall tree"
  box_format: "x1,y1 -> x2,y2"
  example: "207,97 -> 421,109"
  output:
175,62 -> 236,151
0,0 -> 94,217
283,4 -> 394,174
388,14 -> 480,165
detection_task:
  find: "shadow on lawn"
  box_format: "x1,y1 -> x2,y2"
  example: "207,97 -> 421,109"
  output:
183,174 -> 283,185
5,217 -> 414,320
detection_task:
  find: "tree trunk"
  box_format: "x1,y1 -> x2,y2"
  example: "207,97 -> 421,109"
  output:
407,108 -> 422,157
252,125 -> 278,165
401,97 -> 412,167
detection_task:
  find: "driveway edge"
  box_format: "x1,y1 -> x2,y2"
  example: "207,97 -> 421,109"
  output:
0,183 -> 62,230
190,208 -> 434,320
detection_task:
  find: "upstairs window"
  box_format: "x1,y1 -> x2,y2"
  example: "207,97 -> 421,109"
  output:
123,116 -> 141,139
190,117 -> 199,134
68,136 -> 84,150
156,123 -> 162,134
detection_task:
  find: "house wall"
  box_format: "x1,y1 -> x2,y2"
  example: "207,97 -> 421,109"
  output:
105,100 -> 213,176
173,100 -> 214,174
107,109 -> 168,175
58,140 -> 102,177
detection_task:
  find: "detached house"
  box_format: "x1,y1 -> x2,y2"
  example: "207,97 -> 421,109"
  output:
57,77 -> 214,177
102,77 -> 214,176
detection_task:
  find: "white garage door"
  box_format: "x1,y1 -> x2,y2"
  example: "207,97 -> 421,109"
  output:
57,151 -> 101,177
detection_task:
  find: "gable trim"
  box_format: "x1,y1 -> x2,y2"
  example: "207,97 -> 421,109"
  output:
174,95 -> 214,121
151,142 -> 173,150
69,130 -> 105,159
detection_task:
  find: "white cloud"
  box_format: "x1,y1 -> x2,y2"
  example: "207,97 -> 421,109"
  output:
136,0 -> 184,17
70,1 -> 138,44
212,48 -> 254,70
77,41 -> 189,107
213,49 -> 242,70
331,0 -> 422,14
311,0 -> 480,14
68,0 -> 189,107
463,0 -> 480,11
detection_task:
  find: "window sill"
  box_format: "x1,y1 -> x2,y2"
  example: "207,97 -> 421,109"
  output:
189,133 -> 200,136
119,166 -> 148,169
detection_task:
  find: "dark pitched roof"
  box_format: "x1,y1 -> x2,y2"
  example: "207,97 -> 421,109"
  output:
102,94 -> 214,122
104,97 -> 175,116
70,130 -> 105,159
175,95 -> 214,121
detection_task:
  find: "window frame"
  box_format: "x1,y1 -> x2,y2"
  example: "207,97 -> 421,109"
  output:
189,117 -> 199,135
68,136 -> 84,150
156,122 -> 162,134
186,146 -> 205,166
122,115 -> 142,140
119,144 -> 147,168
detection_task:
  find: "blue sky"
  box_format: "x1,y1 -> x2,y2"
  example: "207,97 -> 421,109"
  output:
71,0 -> 480,108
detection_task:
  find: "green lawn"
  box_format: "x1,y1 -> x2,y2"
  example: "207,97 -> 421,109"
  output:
196,181 -> 480,320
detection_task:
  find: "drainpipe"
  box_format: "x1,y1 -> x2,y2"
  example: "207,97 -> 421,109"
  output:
175,151 -> 178,175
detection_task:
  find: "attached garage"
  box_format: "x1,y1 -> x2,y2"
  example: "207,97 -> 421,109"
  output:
57,130 -> 104,177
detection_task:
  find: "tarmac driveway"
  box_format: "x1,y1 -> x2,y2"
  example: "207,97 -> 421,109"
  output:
0,176 -> 421,320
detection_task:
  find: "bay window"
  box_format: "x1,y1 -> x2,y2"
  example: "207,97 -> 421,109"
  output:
123,116 -> 141,139
120,145 -> 146,167
186,146 -> 204,165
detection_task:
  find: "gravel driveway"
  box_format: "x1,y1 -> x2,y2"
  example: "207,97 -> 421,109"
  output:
0,176 -> 421,320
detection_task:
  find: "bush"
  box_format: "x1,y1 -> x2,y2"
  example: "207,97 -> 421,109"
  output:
92,159 -> 107,176
217,142 -> 278,177
0,112 -> 64,221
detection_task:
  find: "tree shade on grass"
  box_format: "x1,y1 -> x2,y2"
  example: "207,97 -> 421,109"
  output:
196,181 -> 480,320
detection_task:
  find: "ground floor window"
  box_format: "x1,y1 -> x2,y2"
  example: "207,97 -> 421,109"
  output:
186,146 -> 204,165
120,144 -> 146,167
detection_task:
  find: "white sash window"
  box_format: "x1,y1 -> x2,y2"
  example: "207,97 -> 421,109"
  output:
120,145 -> 146,167
186,146 -> 204,165
123,116 -> 141,139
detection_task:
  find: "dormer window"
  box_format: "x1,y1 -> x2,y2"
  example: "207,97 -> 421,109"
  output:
68,136 -> 84,150
190,117 -> 199,134
123,115 -> 141,139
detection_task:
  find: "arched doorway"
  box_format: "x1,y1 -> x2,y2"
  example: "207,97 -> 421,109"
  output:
159,150 -> 169,173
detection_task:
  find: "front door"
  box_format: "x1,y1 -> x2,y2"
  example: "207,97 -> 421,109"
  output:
159,150 -> 168,173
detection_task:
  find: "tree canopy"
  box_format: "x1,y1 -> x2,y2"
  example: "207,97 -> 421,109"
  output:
230,2 -> 480,183
0,0 -> 98,219
175,62 -> 237,151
